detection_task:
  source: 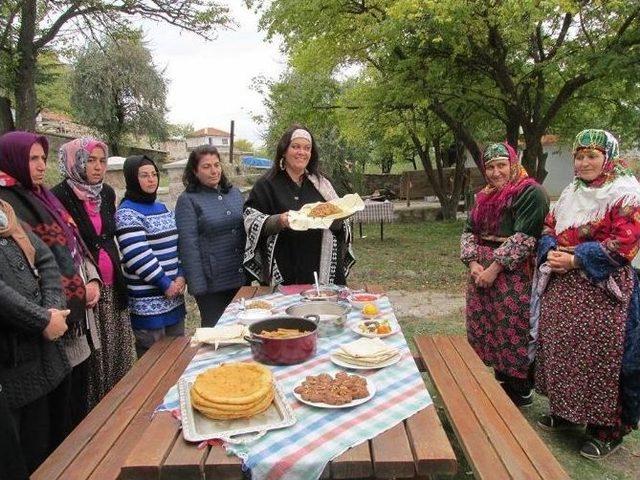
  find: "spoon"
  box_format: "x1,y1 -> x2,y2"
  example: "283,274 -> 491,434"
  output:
313,271 -> 320,297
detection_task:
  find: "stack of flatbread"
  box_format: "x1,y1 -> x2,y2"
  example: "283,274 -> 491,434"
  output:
190,362 -> 274,420
191,325 -> 249,349
332,338 -> 400,367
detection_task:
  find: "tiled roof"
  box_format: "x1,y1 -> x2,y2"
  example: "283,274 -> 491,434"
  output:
186,127 -> 231,138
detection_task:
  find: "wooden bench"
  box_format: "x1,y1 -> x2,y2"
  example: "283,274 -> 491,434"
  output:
34,285 -> 458,480
414,335 -> 569,480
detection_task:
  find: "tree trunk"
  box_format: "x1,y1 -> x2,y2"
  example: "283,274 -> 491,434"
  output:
521,132 -> 547,183
439,197 -> 458,220
0,97 -> 15,134
14,0 -> 38,131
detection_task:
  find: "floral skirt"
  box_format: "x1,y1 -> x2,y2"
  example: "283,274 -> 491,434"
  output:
87,285 -> 136,409
535,267 -> 632,426
465,245 -> 533,379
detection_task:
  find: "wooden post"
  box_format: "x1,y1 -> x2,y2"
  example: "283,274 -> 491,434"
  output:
229,120 -> 235,163
406,175 -> 412,207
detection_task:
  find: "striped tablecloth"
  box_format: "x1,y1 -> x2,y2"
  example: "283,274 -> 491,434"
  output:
159,292 -> 431,480
351,200 -> 395,224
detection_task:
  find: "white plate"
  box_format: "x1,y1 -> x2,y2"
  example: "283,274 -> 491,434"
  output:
351,322 -> 400,338
236,309 -> 273,325
292,378 -> 376,409
329,352 -> 401,370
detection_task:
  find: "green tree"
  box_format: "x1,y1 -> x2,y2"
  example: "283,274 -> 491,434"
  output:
251,0 -> 640,184
0,0 -> 230,133
234,138 -> 255,153
70,31 -> 167,155
167,122 -> 194,139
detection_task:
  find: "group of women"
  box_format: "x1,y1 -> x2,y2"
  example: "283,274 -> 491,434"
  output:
0,124 -> 353,479
463,129 -> 640,460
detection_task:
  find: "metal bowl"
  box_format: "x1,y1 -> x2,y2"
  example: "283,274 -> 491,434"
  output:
285,301 -> 350,337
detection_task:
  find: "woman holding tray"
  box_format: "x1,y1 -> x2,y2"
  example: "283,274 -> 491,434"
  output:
460,141 -> 549,407
244,125 -> 354,286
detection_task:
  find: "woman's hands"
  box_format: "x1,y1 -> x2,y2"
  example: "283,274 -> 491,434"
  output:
278,212 -> 290,229
43,308 -> 70,341
469,261 -> 502,288
85,280 -> 101,308
547,251 -> 576,274
165,276 -> 186,299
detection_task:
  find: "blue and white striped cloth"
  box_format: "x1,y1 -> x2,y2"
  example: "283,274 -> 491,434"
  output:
115,199 -> 185,329
159,293 -> 432,480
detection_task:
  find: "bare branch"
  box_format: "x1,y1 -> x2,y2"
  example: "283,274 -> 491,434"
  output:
545,13 -> 572,60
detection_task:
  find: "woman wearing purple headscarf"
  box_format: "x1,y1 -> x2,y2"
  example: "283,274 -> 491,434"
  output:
0,131 -> 102,445
460,142 -> 549,407
52,138 -> 135,407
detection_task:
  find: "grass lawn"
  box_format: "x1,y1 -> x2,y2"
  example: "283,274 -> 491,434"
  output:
349,221 -> 640,480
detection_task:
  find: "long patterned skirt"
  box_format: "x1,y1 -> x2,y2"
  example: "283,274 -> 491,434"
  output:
535,267 -> 632,426
87,285 -> 136,410
465,245 -> 533,379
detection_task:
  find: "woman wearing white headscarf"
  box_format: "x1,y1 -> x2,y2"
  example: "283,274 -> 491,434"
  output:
532,129 -> 640,459
243,125 -> 354,286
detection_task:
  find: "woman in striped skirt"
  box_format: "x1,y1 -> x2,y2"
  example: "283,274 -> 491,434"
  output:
115,155 -> 186,357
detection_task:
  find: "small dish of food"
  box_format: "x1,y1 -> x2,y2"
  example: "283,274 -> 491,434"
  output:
361,303 -> 381,319
347,293 -> 383,309
292,372 -> 375,408
245,299 -> 275,311
352,319 -> 399,338
300,288 -> 340,302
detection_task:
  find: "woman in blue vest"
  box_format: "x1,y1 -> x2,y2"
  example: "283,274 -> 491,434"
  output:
175,145 -> 246,327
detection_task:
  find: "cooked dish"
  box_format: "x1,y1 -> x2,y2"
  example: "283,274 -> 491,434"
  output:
257,328 -> 306,339
293,372 -> 368,405
308,202 -> 343,218
246,300 -> 273,310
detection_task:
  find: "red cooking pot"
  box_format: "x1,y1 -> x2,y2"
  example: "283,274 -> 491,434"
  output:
244,316 -> 319,365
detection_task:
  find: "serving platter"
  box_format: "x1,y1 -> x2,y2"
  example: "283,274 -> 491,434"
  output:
351,322 -> 400,339
178,377 -> 296,443
292,378 -> 376,409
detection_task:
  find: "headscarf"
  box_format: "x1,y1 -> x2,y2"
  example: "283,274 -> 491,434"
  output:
552,129 -> 640,234
122,155 -> 159,204
0,131 -> 49,189
0,199 -> 36,270
572,129 -> 627,187
0,131 -> 85,269
470,142 -> 538,235
58,137 -> 108,212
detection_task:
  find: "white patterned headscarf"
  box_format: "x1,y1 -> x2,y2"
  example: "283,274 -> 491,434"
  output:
58,137 -> 108,211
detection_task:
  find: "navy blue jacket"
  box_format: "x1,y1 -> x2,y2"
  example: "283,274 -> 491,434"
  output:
175,185 -> 246,296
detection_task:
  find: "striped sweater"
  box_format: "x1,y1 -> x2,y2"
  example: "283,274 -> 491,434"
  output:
115,199 -> 186,329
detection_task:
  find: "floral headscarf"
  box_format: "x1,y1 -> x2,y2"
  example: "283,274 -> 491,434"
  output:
59,137 -> 108,211
572,129 -> 629,187
470,142 -> 538,235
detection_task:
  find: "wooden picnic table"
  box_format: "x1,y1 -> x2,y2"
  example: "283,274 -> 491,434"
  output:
33,285 -> 457,480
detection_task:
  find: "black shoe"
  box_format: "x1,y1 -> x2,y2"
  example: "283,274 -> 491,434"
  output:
508,389 -> 534,408
580,438 -> 623,460
537,414 -> 582,432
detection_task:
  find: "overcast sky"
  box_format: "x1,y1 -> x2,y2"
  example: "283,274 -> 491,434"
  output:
143,3 -> 285,146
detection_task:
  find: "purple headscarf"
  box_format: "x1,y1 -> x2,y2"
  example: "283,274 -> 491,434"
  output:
0,130 -> 86,268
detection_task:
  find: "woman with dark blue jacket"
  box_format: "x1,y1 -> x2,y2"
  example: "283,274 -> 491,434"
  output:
175,145 -> 246,327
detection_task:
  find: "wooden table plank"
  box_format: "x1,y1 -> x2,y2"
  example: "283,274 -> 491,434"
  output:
330,441 -> 373,479
162,436 -> 209,480
450,336 -> 569,480
119,413 -> 180,480
406,405 -> 457,476
91,337 -> 197,480
433,336 -> 542,480
371,423 -> 415,478
415,336 -> 511,480
204,445 -> 243,480
32,337 -> 174,480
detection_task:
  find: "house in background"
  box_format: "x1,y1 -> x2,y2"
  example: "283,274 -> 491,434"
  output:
185,127 -> 231,152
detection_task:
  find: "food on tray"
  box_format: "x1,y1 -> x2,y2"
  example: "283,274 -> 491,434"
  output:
351,294 -> 378,302
294,372 -> 368,405
191,325 -> 249,349
308,202 -> 343,218
333,338 -> 399,367
257,328 -> 306,339
190,362 -> 274,420
246,300 -> 274,310
362,303 -> 379,317
357,319 -> 392,335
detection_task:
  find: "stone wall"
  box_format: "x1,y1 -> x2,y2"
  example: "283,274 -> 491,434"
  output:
363,168 -> 484,199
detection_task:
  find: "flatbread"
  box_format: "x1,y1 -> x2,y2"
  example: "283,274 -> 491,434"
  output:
193,388 -> 275,420
338,338 -> 397,358
191,362 -> 272,405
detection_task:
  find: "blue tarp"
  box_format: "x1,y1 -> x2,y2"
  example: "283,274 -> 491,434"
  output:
242,156 -> 272,169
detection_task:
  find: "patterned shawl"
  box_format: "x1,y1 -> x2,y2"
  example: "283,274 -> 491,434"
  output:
470,142 -> 538,235
58,137 -> 108,212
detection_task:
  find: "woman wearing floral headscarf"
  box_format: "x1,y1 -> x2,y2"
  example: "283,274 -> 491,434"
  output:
0,131 -> 102,445
461,142 -> 549,407
532,129 -> 640,459
52,138 -> 135,406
